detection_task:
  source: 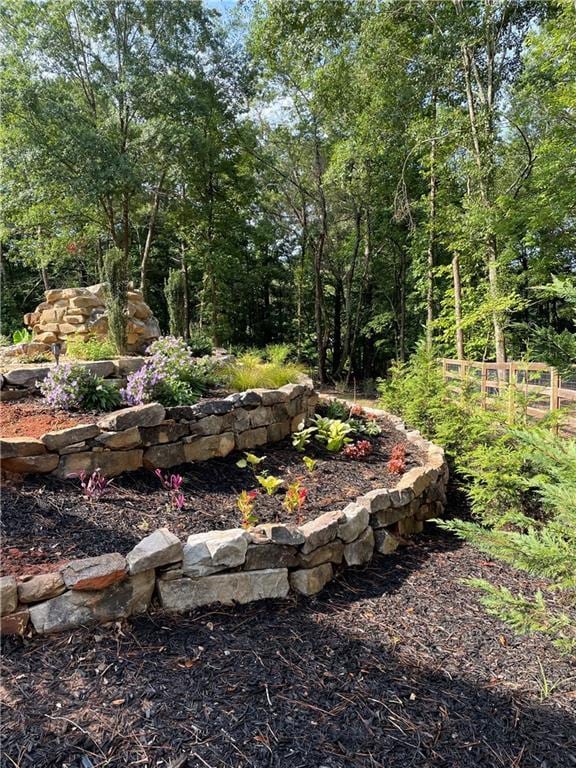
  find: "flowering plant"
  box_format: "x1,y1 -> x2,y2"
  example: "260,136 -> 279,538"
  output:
283,480 -> 308,523
386,443 -> 406,474
39,363 -> 83,410
155,468 -> 186,510
343,440 -> 374,460
237,489 -> 259,529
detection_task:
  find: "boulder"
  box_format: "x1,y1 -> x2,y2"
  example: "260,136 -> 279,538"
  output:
397,466 -> 434,498
299,510 -> 346,555
114,357 -> 146,376
17,573 -> 66,604
183,432 -> 235,462
97,403 -> 165,432
188,414 -> 234,438
157,568 -> 289,612
84,361 -> 116,378
374,529 -> 400,555
183,529 -> 248,577
2,454 -> 59,474
143,442 -> 186,469
95,427 -> 141,450
41,424 -> 100,452
56,449 -> 143,478
61,553 -> 127,591
298,539 -> 344,569
0,576 -> 18,616
0,437 -> 47,459
4,366 -> 51,387
249,523 -> 305,547
337,503 -> 369,543
29,570 -> 154,634
290,563 -> 333,596
258,389 -> 288,406
126,528 -> 182,575
343,527 -> 374,567
357,488 -> 392,514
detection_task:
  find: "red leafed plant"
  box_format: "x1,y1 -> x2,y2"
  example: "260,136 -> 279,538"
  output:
71,469 -> 112,501
283,480 -> 309,523
386,443 -> 406,474
343,440 -> 373,459
237,489 -> 259,529
155,468 -> 186,510
350,403 -> 364,417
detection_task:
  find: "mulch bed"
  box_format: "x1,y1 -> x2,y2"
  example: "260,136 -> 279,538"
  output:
2,505 -> 575,768
1,423 -> 422,576
0,398 -> 97,438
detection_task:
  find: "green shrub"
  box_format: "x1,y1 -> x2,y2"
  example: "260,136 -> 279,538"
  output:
164,269 -> 187,338
264,343 -> 292,365
78,372 -> 122,411
66,335 -> 117,361
188,327 -> 212,357
12,328 -> 32,344
325,399 -> 351,420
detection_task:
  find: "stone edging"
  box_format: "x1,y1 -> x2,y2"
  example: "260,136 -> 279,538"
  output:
0,380 -> 317,478
0,404 -> 448,637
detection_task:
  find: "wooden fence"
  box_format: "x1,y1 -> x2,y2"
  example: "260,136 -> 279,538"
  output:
439,359 -> 576,436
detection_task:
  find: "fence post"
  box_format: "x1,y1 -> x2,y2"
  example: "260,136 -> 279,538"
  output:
481,362 -> 487,410
508,362 -> 517,423
550,366 -> 559,433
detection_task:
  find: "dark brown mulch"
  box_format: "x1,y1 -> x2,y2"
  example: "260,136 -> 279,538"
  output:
1,426 -> 422,576
2,513 -> 575,768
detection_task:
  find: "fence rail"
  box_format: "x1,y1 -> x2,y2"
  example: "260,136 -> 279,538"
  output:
439,358 -> 576,436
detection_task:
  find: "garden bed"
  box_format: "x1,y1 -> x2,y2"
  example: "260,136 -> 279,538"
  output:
0,398 -> 98,438
2,417 -> 424,576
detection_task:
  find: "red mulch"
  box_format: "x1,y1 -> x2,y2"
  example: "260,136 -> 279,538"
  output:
0,398 -> 96,438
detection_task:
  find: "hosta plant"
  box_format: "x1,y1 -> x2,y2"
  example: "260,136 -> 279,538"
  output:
292,425 -> 317,452
312,416 -> 353,453
302,456 -> 317,473
256,473 -> 283,495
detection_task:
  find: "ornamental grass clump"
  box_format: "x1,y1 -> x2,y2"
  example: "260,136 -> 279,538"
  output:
222,349 -> 306,391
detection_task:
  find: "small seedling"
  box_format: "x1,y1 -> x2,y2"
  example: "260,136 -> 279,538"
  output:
236,452 -> 266,470
256,474 -> 284,495
302,455 -> 317,473
155,468 -> 186,509
292,425 -> 317,452
237,489 -> 259,528
73,469 -> 111,501
284,480 -> 309,523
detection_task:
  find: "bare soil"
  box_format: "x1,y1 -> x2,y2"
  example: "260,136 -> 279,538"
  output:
0,398 -> 97,438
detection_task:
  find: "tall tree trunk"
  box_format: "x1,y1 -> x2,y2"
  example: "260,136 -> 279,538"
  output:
332,278 -> 343,376
181,242 -> 190,340
336,206 -> 362,379
296,199 -> 308,359
140,168 -> 166,301
426,93 -> 437,353
312,126 -> 328,384
452,255 -> 465,359
398,247 -> 407,362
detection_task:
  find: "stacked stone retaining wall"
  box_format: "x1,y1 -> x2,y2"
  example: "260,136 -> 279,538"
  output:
0,405 -> 449,637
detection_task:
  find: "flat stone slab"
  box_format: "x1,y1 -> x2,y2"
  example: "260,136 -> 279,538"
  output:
61,553 -> 127,591
0,576 -> 18,616
4,366 -> 51,387
183,432 -> 235,462
158,568 -> 289,612
249,523 -> 305,547
0,437 -> 47,458
299,510 -> 346,554
337,503 -> 369,543
97,403 -> 165,432
41,424 -> 100,452
2,454 -> 59,474
95,427 -> 141,450
0,608 -> 30,636
57,448 -> 143,479
143,442 -> 186,468
126,528 -> 182,575
343,527 -> 374,566
370,503 -> 412,528
244,543 -> 299,570
290,563 -> 333,596
298,540 -> 344,569
29,571 -> 154,634
17,573 -> 66,604
183,529 -> 249,577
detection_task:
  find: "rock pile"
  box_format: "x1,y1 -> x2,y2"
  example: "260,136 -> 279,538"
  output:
23,285 -> 160,354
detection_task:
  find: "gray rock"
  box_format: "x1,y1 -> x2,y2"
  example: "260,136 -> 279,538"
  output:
139,420 -> 189,446
358,488 -> 392,514
2,453 -> 59,474
389,487 -> 415,508
126,528 -> 182,575
337,503 -> 369,543
97,403 -> 165,432
249,523 -> 305,546
370,503 -> 412,529
396,467 -> 433,498
4,366 -> 51,387
235,427 -> 268,451
165,404 -> 203,421
158,568 -> 289,611
94,427 -> 141,450
267,420 -> 291,443
17,573 -> 65,604
374,528 -> 400,554
195,399 -> 235,417
183,529 -> 249,577
298,540 -> 344,568
183,432 -> 235,461
397,517 -> 424,536
84,361 -> 115,378
29,571 -> 154,634
0,576 -> 17,616
249,406 -> 274,428
258,389 -> 288,406
0,436 -> 47,458
290,563 -> 333,596
114,356 -> 146,375
59,441 -> 88,455
56,449 -> 143,478
143,442 -> 186,468
244,543 -> 299,570
343,527 -> 374,566
299,510 -> 346,554
61,553 -> 127,591
188,413 -> 234,438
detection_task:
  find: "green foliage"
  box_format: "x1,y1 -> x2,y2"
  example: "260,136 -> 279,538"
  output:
236,452 -> 266,470
164,269 -> 187,339
66,336 -> 117,362
325,399 -> 351,420
292,425 -> 317,452
302,455 -> 317,473
312,416 -> 353,453
349,417 -> 382,437
382,348 -> 576,651
222,357 -> 305,391
12,328 -> 32,344
188,327 -> 212,357
103,248 -> 128,355
264,343 -> 292,365
16,352 -> 53,363
78,373 -> 122,412
256,474 -> 283,495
